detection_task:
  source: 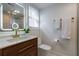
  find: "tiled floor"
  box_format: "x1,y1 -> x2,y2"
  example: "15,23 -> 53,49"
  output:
38,48 -> 67,56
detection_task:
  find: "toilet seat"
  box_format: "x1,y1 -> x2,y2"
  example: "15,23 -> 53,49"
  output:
39,44 -> 52,50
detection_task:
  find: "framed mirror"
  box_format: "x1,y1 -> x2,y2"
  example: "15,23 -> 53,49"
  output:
1,3 -> 25,31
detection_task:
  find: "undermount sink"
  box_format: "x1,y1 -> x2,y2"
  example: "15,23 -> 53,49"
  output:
6,34 -> 27,42
7,38 -> 20,42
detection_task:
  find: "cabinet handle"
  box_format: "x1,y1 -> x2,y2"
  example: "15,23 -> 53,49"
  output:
18,44 -> 34,53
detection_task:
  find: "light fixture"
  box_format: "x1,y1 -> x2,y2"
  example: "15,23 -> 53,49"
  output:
12,12 -> 17,15
13,10 -> 20,13
12,10 -> 20,15
7,11 -> 10,14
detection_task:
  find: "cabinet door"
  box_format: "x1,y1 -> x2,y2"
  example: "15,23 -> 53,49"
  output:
0,49 -> 2,56
3,45 -> 18,56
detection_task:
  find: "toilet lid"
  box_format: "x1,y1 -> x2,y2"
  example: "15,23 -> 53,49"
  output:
39,44 -> 52,50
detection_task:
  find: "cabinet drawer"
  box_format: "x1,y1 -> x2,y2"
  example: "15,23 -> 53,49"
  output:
3,38 -> 37,56
17,38 -> 37,50
17,47 -> 37,56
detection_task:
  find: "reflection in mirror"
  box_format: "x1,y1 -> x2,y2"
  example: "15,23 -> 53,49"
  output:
1,3 -> 24,30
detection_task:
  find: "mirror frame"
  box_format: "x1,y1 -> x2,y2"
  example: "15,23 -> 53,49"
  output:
0,3 -> 25,31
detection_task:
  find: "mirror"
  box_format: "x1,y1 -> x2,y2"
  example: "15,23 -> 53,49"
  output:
1,3 -> 25,30
12,23 -> 19,30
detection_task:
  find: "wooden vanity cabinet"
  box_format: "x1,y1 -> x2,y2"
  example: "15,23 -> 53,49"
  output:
0,50 -> 2,55
0,38 -> 38,56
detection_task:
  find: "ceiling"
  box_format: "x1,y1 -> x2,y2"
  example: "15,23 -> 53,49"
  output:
30,3 -> 54,10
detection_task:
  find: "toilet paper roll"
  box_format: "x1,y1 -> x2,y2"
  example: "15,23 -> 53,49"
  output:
62,35 -> 71,40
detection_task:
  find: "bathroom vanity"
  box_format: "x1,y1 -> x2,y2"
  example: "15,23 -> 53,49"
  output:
0,34 -> 38,56
0,3 -> 38,56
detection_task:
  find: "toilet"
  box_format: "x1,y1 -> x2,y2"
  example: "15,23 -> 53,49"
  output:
38,38 -> 52,51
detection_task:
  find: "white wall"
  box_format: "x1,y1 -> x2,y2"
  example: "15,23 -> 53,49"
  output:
0,4 -> 1,30
40,3 -> 77,56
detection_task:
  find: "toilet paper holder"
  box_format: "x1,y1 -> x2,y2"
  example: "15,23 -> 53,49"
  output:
54,38 -> 60,42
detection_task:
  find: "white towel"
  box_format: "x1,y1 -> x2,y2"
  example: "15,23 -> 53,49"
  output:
61,17 -> 71,40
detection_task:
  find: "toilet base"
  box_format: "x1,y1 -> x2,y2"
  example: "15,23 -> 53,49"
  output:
38,44 -> 52,50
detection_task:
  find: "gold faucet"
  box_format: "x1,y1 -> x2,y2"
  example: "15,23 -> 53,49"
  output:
12,29 -> 19,38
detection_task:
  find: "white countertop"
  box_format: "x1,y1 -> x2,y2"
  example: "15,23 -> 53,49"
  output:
0,34 -> 37,49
